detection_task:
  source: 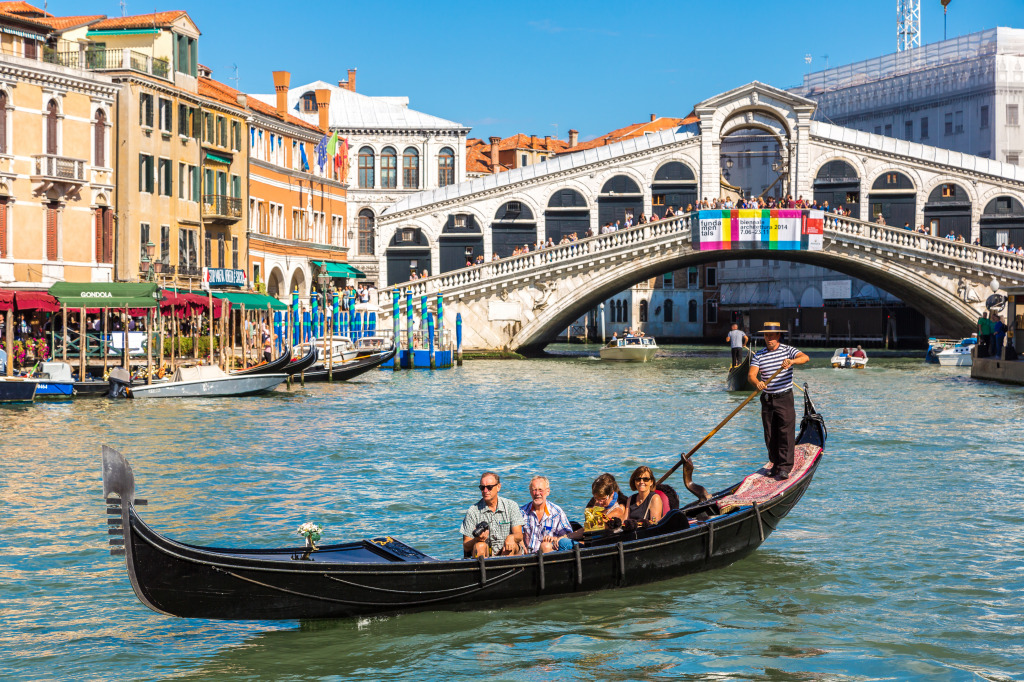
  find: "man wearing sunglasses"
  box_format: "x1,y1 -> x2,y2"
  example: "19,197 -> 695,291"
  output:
461,472 -> 525,558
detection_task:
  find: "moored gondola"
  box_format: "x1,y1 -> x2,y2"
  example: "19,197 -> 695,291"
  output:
300,346 -> 395,382
284,344 -> 319,376
101,385 -> 825,620
230,349 -> 294,377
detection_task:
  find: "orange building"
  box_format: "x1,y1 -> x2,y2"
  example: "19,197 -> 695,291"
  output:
245,71 -> 348,300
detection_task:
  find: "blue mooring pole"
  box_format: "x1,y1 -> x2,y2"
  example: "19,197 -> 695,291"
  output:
406,289 -> 414,369
291,289 -> 299,347
456,312 -> 463,366
392,289 -> 400,371
428,310 -> 436,369
311,292 -> 319,339
436,293 -> 444,359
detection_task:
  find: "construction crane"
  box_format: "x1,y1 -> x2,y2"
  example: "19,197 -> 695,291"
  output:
897,0 -> 921,52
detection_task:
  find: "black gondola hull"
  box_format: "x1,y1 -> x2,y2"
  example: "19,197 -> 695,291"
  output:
726,348 -> 754,392
230,350 -> 294,377
297,347 -> 395,382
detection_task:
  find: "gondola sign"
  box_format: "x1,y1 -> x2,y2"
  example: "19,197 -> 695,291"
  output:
694,209 -> 824,252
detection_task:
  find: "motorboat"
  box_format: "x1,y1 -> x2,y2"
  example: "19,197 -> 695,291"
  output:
99,387 -> 826,620
127,364 -> 286,399
25,361 -> 75,397
936,337 -> 976,367
926,337 -> 959,363
354,335 -> 393,357
0,377 -> 37,403
829,349 -> 868,369
599,336 -> 659,362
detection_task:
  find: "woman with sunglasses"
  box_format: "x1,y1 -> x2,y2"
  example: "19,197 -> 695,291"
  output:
627,466 -> 664,525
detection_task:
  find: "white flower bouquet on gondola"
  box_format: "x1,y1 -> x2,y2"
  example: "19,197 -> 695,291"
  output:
296,522 -> 324,550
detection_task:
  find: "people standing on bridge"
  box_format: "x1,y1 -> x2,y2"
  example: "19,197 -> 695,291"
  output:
875,214 -> 886,226
726,323 -> 748,367
748,322 -> 810,481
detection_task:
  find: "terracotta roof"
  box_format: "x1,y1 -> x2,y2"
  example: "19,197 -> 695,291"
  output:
33,14 -> 105,31
0,7 -> 52,30
564,116 -> 694,153
90,10 -> 188,30
199,77 -> 323,135
465,144 -> 508,174
496,133 -> 570,152
0,1 -> 51,17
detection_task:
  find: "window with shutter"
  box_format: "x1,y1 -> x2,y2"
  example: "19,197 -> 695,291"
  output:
0,198 -> 7,258
94,109 -> 106,166
46,204 -> 58,260
46,100 -> 58,154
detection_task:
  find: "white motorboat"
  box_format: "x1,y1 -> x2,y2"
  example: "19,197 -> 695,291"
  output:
829,349 -> 868,369
599,336 -> 658,362
128,364 -> 286,398
936,338 -> 976,367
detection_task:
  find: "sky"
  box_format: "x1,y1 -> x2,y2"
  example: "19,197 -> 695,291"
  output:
45,0 -> 1024,142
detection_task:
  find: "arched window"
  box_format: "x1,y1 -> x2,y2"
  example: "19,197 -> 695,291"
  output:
358,209 -> 375,255
639,300 -> 648,322
438,147 -> 454,187
688,299 -> 698,323
380,147 -> 397,189
0,92 -> 7,155
403,147 -> 419,188
94,109 -> 106,167
664,299 -> 673,322
46,99 -> 59,155
300,92 -> 317,113
358,147 -> 374,189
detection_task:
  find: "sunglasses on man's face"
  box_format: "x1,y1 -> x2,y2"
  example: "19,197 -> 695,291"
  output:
479,484 -> 497,491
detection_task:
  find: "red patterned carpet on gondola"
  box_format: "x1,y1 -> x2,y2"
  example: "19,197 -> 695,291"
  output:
716,443 -> 822,511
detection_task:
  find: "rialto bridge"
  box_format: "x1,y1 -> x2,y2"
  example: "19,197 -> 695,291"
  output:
372,82 -> 1024,351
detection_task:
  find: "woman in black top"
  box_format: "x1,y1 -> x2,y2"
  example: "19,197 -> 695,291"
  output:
627,466 -> 664,524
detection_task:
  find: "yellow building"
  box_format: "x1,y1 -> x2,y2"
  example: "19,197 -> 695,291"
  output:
0,6 -> 119,289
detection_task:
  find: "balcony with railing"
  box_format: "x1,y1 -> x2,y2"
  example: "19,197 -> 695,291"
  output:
44,47 -> 170,80
202,195 -> 243,223
32,154 -> 87,186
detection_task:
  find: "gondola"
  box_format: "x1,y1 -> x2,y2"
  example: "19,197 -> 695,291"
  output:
230,349 -> 294,377
101,385 -> 826,620
726,347 -> 754,391
284,344 -> 319,376
300,346 -> 395,382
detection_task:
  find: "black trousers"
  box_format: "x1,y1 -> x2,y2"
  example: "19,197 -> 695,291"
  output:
731,347 -> 744,365
760,389 -> 795,471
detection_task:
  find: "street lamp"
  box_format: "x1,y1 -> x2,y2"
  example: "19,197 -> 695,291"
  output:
140,240 -> 156,282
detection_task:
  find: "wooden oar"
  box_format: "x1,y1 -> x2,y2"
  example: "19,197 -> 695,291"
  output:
658,363 -> 787,501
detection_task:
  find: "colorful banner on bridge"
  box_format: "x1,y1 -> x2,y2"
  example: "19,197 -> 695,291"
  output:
695,209 -> 824,251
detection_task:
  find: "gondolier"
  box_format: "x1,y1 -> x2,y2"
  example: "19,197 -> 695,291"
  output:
748,321 -> 809,480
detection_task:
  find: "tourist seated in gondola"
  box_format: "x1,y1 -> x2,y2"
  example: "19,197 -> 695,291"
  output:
461,472 -> 525,558
585,473 -> 628,527
626,466 -> 664,525
520,476 -> 574,553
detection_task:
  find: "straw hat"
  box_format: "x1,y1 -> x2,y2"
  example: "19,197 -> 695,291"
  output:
756,321 -> 786,334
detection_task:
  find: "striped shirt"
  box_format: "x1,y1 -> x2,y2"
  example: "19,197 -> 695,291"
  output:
519,500 -> 573,552
751,343 -> 801,393
460,496 -> 524,554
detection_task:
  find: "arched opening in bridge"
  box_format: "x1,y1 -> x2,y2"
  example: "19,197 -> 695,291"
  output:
980,196 -> 1024,248
868,172 -> 916,228
651,161 -> 697,214
813,160 -> 860,212
720,128 -> 783,199
924,183 -> 971,240
288,268 -> 306,299
491,201 -> 536,258
598,175 -> 642,226
545,189 -> 589,243
385,227 -> 430,285
439,213 -> 483,272
267,267 -> 285,298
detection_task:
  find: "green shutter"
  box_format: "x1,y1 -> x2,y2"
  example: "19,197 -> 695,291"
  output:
231,175 -> 241,198
192,166 -> 200,201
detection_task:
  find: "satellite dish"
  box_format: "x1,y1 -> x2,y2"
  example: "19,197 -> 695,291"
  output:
986,294 -> 1006,312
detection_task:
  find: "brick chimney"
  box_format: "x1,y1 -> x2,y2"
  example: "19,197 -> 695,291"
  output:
489,136 -> 500,171
568,129 -> 578,147
272,71 -> 290,118
650,113 -> 657,122
530,134 -> 537,149
314,88 -> 331,132
338,68 -> 357,92
544,135 -> 551,150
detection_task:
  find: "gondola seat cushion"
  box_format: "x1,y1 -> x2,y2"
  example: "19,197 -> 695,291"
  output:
715,443 -> 822,512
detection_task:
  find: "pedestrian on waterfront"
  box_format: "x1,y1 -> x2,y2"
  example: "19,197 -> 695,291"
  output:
726,323 -> 748,367
520,476 -> 574,553
263,335 -> 273,363
991,314 -> 1007,359
977,311 -> 992,357
461,472 -> 525,558
747,321 -> 810,480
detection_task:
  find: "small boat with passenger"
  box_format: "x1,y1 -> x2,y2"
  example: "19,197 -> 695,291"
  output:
829,348 -> 868,369
600,336 -> 659,362
100,387 -> 826,620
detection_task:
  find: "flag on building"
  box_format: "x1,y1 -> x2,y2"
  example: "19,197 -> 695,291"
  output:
299,142 -> 309,171
314,134 -> 329,172
336,137 -> 348,174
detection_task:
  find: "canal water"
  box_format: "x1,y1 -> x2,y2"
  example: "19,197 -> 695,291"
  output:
2,347 -> 1022,681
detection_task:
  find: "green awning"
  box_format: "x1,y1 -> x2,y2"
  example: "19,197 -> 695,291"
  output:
312,260 -> 366,279
49,282 -> 160,308
205,151 -> 232,165
212,291 -> 288,310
